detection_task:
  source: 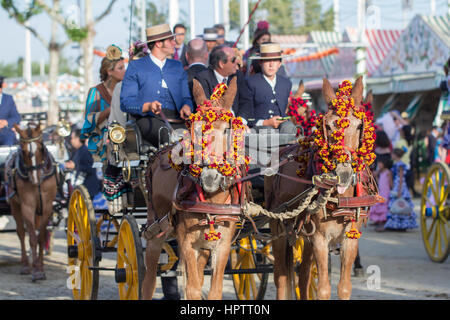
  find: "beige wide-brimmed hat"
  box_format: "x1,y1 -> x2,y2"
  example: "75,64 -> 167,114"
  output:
146,23 -> 179,43
250,43 -> 288,60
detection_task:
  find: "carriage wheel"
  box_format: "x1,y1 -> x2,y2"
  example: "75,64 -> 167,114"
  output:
421,162 -> 450,262
116,215 -> 145,300
230,236 -> 269,300
66,185 -> 99,300
293,237 -> 318,300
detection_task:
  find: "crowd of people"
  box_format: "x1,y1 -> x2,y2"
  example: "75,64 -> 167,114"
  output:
369,108 -> 450,232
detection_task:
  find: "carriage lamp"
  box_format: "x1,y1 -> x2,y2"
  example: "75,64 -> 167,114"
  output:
56,120 -> 71,137
109,124 -> 126,144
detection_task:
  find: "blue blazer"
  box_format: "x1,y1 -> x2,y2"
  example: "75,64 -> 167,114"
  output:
247,73 -> 292,125
0,94 -> 21,145
120,56 -> 193,117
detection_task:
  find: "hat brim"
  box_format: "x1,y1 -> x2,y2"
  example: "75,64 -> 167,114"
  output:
249,54 -> 289,60
147,32 -> 181,44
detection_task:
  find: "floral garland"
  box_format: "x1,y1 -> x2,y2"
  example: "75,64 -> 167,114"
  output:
287,96 -> 318,137
169,83 -> 250,179
296,80 -> 376,177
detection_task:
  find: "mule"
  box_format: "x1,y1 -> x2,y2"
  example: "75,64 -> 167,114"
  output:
5,123 -> 58,281
141,77 -> 251,300
265,77 -> 378,300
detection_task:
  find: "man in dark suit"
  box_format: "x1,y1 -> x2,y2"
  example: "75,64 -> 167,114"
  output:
120,23 -> 193,148
185,38 -> 208,111
194,45 -> 253,124
246,43 -> 295,133
0,76 -> 21,145
173,23 -> 188,68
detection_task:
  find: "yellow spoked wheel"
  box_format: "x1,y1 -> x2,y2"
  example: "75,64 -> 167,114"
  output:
230,236 -> 269,300
294,237 -> 318,300
66,185 -> 99,300
421,162 -> 450,262
116,215 -> 145,300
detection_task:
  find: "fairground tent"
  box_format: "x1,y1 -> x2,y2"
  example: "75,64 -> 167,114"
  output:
367,14 -> 450,129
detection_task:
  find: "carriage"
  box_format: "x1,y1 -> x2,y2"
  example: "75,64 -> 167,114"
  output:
0,112 -> 72,250
65,111 -> 322,300
420,110 -> 450,263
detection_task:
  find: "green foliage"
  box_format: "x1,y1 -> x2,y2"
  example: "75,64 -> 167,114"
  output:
1,0 -> 42,23
229,0 -> 335,37
65,27 -> 88,43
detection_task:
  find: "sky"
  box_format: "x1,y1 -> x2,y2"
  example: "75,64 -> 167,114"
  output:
0,0 -> 448,77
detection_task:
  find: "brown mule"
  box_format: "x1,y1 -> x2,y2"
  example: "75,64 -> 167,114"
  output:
6,123 -> 57,281
265,77 -> 374,300
141,78 -> 250,300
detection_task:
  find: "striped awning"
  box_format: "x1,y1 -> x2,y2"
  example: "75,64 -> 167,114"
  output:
346,27 -> 403,76
422,14 -> 450,48
306,31 -> 343,75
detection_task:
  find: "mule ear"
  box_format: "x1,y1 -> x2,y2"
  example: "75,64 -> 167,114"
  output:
221,77 -> 237,110
351,76 -> 364,106
192,79 -> 208,107
364,89 -> 373,105
322,78 -> 336,105
293,80 -> 304,99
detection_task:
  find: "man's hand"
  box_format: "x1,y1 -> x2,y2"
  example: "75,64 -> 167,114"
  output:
65,160 -> 75,170
179,105 -> 192,120
143,101 -> 162,114
263,116 -> 286,129
0,120 -> 8,129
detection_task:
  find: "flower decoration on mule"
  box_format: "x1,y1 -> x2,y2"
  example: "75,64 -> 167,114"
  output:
295,80 -> 376,177
345,219 -> 362,239
287,95 -> 318,137
169,83 -> 250,179
204,221 -> 221,241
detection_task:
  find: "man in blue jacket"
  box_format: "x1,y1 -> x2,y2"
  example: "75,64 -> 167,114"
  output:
0,76 -> 21,145
120,24 -> 193,148
246,43 -> 296,134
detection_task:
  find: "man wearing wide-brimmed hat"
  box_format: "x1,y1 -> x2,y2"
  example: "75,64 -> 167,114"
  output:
120,23 -> 193,148
247,42 -> 295,133
201,27 -> 219,53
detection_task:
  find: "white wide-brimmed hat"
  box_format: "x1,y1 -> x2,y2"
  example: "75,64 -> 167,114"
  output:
250,43 -> 288,60
146,23 -> 179,43
201,28 -> 219,41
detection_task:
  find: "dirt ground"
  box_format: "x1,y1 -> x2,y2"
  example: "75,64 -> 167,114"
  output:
0,198 -> 449,300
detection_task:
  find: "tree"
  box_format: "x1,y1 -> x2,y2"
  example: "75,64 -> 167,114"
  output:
229,0 -> 334,38
1,0 -> 77,125
124,0 -> 168,44
33,0 -> 118,113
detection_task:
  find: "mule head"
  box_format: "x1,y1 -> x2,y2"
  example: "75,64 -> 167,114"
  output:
322,77 -> 364,194
15,123 -> 45,185
189,78 -> 241,194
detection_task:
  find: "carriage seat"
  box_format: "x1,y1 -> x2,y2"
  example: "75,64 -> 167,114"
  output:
122,120 -> 153,161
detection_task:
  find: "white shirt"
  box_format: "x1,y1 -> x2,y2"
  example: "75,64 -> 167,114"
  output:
213,69 -> 228,84
149,53 -> 168,88
263,74 -> 277,93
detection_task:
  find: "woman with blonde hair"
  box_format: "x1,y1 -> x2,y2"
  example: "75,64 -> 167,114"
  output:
81,45 -> 125,162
